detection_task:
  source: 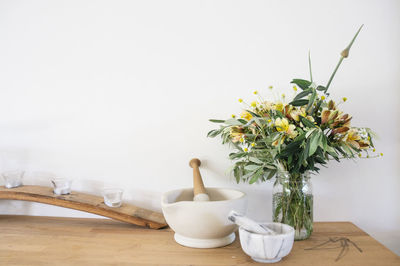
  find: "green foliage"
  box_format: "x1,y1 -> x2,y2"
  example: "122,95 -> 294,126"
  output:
208,25 -> 377,184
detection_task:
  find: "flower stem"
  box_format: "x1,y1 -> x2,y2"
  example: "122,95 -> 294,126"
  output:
325,56 -> 344,92
325,25 -> 364,93
308,51 -> 313,83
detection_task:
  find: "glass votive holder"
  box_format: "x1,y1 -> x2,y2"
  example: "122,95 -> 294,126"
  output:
102,188 -> 123,208
51,177 -> 72,195
2,170 -> 24,188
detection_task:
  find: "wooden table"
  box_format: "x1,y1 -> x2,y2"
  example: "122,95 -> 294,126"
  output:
0,215 -> 398,265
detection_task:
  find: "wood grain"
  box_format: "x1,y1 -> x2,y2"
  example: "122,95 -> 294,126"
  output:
0,185 -> 167,229
0,215 -> 398,265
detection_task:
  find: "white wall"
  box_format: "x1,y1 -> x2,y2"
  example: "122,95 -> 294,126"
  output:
0,0 -> 399,255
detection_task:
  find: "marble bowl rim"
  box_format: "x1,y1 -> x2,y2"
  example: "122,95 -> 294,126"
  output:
239,222 -> 295,238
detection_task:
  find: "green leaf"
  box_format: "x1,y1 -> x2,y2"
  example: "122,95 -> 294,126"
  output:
306,89 -> 317,113
290,99 -> 309,106
320,134 -> 328,150
291,79 -> 312,90
303,136 -> 311,160
299,116 -> 316,128
249,157 -> 263,164
277,140 -> 302,158
316,85 -> 326,91
293,89 -> 312,101
327,149 -> 339,161
225,119 -> 244,126
244,165 -> 262,171
207,129 -> 222,138
238,119 -> 248,124
309,131 -> 321,157
274,110 -> 284,118
209,119 -> 225,123
265,169 -> 277,180
305,128 -> 317,138
249,168 -> 263,184
241,170 -> 256,180
229,152 -> 247,160
288,154 -> 293,165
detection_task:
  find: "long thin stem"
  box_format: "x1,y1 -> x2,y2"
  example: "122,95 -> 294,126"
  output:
325,25 -> 364,93
325,56 -> 344,92
308,51 -> 313,83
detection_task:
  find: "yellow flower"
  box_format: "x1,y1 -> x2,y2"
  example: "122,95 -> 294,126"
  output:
244,147 -> 248,152
253,90 -> 258,95
293,86 -> 298,91
358,153 -> 362,157
251,101 -> 257,107
373,148 -> 376,152
343,97 -> 347,102
321,95 -> 326,100
231,114 -> 236,118
275,117 -> 297,139
230,128 -> 244,143
290,107 -> 306,122
269,85 -> 273,89
251,142 -> 256,147
274,102 -> 284,112
344,129 -> 361,149
240,111 -> 253,121
238,98 -> 243,103
380,152 -> 383,156
267,119 -> 272,123
239,137 -> 244,143
281,93 -> 285,98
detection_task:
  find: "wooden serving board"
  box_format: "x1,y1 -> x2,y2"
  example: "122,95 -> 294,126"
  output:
0,185 -> 167,229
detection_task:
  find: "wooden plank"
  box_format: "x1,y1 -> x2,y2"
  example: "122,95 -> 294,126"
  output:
0,185 -> 167,229
0,215 -> 398,265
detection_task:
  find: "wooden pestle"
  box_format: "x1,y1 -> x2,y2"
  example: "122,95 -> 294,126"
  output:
189,158 -> 210,201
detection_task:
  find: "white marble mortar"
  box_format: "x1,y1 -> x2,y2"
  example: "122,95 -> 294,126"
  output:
239,222 -> 294,263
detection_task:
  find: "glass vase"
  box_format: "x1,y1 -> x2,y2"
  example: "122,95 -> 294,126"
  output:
272,171 -> 313,240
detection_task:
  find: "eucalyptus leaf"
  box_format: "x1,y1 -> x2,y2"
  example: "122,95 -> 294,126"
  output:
249,168 -> 264,184
265,169 -> 277,180
293,89 -> 312,101
308,131 -> 321,157
291,79 -> 312,90
249,157 -> 263,164
300,116 -> 316,128
207,129 -> 222,138
225,119 -> 244,126
306,89 -> 317,113
209,119 -> 225,123
305,128 -> 317,138
244,164 -> 262,171
290,99 -> 309,106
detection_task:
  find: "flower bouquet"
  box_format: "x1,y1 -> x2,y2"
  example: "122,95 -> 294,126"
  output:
208,25 -> 379,240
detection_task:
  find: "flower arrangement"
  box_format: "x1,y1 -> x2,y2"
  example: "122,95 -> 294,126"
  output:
208,25 -> 379,239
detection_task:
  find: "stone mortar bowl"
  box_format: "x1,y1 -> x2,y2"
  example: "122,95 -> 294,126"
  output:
239,222 -> 294,263
161,187 -> 247,248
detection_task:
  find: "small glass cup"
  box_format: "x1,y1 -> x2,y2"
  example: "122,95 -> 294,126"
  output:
51,177 -> 72,195
2,170 -> 24,188
102,188 -> 123,208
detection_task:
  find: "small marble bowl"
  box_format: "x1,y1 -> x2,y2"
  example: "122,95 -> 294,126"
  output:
239,222 -> 294,263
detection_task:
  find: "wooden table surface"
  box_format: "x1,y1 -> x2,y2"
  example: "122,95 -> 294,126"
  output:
0,215 -> 398,265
